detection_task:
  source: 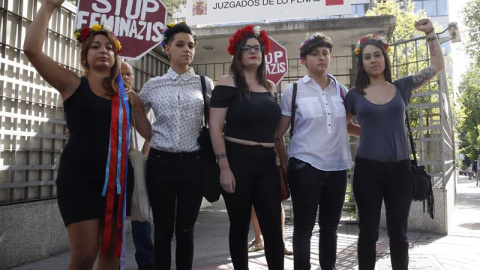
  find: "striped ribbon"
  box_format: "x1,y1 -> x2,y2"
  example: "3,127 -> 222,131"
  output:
101,74 -> 130,258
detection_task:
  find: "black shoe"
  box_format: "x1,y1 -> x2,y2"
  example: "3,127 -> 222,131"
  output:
139,265 -> 154,270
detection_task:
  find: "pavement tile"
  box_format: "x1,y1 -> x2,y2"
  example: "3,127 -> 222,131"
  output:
7,175 -> 480,270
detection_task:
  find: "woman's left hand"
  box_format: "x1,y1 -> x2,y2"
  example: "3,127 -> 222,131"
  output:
414,18 -> 434,34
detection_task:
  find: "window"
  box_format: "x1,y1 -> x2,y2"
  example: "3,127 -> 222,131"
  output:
351,3 -> 369,17
413,0 -> 449,17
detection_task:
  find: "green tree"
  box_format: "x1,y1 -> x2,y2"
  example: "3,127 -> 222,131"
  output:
457,63 -> 480,162
463,0 -> 480,65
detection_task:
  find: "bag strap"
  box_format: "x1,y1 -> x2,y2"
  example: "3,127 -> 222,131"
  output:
289,82 -> 297,138
405,110 -> 418,167
129,93 -> 139,151
200,75 -> 208,128
406,109 -> 435,219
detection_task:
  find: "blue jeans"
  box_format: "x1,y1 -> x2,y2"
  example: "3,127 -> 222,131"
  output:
287,158 -> 347,270
353,157 -> 413,270
132,220 -> 154,268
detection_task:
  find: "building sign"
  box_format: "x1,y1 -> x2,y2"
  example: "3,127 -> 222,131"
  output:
266,37 -> 288,86
75,0 -> 167,59
186,0 -> 350,25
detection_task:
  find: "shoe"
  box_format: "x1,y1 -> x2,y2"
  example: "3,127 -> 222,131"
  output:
248,240 -> 264,252
284,247 -> 293,256
139,265 -> 154,270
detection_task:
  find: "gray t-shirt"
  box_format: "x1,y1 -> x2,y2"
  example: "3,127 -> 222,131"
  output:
345,76 -> 413,162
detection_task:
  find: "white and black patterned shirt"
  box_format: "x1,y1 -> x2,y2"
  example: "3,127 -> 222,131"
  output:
139,68 -> 214,153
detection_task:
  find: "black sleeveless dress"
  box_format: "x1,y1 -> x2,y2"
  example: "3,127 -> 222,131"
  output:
56,77 -> 133,226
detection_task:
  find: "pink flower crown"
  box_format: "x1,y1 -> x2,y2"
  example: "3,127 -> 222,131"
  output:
298,33 -> 333,55
227,25 -> 270,56
354,34 -> 390,55
74,24 -> 122,52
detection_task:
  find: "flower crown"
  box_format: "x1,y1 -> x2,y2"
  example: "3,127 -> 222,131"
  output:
74,24 -> 122,52
227,25 -> 270,56
159,21 -> 197,49
354,34 -> 390,55
298,32 -> 333,57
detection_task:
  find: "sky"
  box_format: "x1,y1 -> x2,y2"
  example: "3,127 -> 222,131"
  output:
449,0 -> 471,90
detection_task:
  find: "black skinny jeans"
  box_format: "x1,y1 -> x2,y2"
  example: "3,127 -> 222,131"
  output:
222,141 -> 284,270
287,158 -> 347,270
146,148 -> 204,270
353,157 -> 413,270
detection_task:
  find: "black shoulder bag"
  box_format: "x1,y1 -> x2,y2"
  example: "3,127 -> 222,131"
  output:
406,111 -> 434,219
197,76 -> 221,203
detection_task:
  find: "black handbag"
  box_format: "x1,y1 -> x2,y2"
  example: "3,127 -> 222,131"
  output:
406,111 -> 434,219
198,76 -> 221,203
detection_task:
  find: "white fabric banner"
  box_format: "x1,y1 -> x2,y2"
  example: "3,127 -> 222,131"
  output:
186,0 -> 351,25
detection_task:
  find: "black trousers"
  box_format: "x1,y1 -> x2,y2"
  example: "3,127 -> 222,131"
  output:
353,157 -> 413,270
222,141 -> 284,270
287,158 -> 347,270
146,148 -> 204,270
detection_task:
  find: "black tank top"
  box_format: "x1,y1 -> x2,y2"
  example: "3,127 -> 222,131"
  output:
210,85 -> 281,143
56,77 -> 111,183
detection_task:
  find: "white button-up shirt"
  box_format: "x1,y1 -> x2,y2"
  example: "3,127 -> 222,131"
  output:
281,74 -> 352,171
139,68 -> 214,153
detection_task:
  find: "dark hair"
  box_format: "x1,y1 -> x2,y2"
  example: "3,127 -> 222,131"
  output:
300,37 -> 333,59
229,35 -> 272,96
80,31 -> 121,94
163,22 -> 196,48
354,39 -> 392,94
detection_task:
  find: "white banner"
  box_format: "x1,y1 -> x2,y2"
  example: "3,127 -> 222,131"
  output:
186,0 -> 351,25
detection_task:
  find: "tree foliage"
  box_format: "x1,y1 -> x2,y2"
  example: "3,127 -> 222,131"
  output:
457,64 -> 480,163
463,0 -> 480,65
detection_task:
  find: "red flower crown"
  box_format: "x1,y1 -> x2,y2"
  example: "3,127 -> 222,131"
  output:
227,25 -> 270,56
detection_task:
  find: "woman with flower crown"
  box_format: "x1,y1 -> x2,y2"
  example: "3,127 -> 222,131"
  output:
23,0 -> 151,269
274,32 -> 360,270
209,25 -> 284,269
138,21 -> 214,270
345,18 -> 444,270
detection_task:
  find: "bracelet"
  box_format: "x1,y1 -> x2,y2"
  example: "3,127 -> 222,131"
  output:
426,36 -> 438,42
425,28 -> 435,36
215,153 -> 227,161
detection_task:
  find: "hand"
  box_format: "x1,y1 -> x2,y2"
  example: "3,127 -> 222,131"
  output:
42,0 -> 65,8
220,169 -> 236,193
414,18 -> 434,34
64,129 -> 70,139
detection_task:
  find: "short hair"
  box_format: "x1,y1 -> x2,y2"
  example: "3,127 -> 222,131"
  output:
161,22 -> 196,49
299,34 -> 333,59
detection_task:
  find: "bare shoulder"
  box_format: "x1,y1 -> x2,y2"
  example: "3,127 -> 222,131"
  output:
216,75 -> 235,87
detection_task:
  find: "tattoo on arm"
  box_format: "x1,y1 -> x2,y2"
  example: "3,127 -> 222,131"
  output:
412,67 -> 436,89
428,43 -> 436,57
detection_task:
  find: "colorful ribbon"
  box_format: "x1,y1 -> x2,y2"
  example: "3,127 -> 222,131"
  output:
101,73 -> 130,258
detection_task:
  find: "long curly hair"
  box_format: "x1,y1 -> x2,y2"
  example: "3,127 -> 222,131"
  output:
80,31 -> 121,95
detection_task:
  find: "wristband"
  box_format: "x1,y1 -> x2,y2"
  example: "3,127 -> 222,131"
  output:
215,153 -> 227,161
426,36 -> 438,42
425,28 -> 435,36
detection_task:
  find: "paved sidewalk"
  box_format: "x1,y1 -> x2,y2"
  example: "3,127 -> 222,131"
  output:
9,175 -> 480,269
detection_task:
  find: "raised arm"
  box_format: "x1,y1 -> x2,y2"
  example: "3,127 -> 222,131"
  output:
23,0 -> 79,100
411,18 -> 446,91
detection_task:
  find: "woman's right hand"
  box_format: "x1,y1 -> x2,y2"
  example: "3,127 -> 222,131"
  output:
220,169 -> 236,193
